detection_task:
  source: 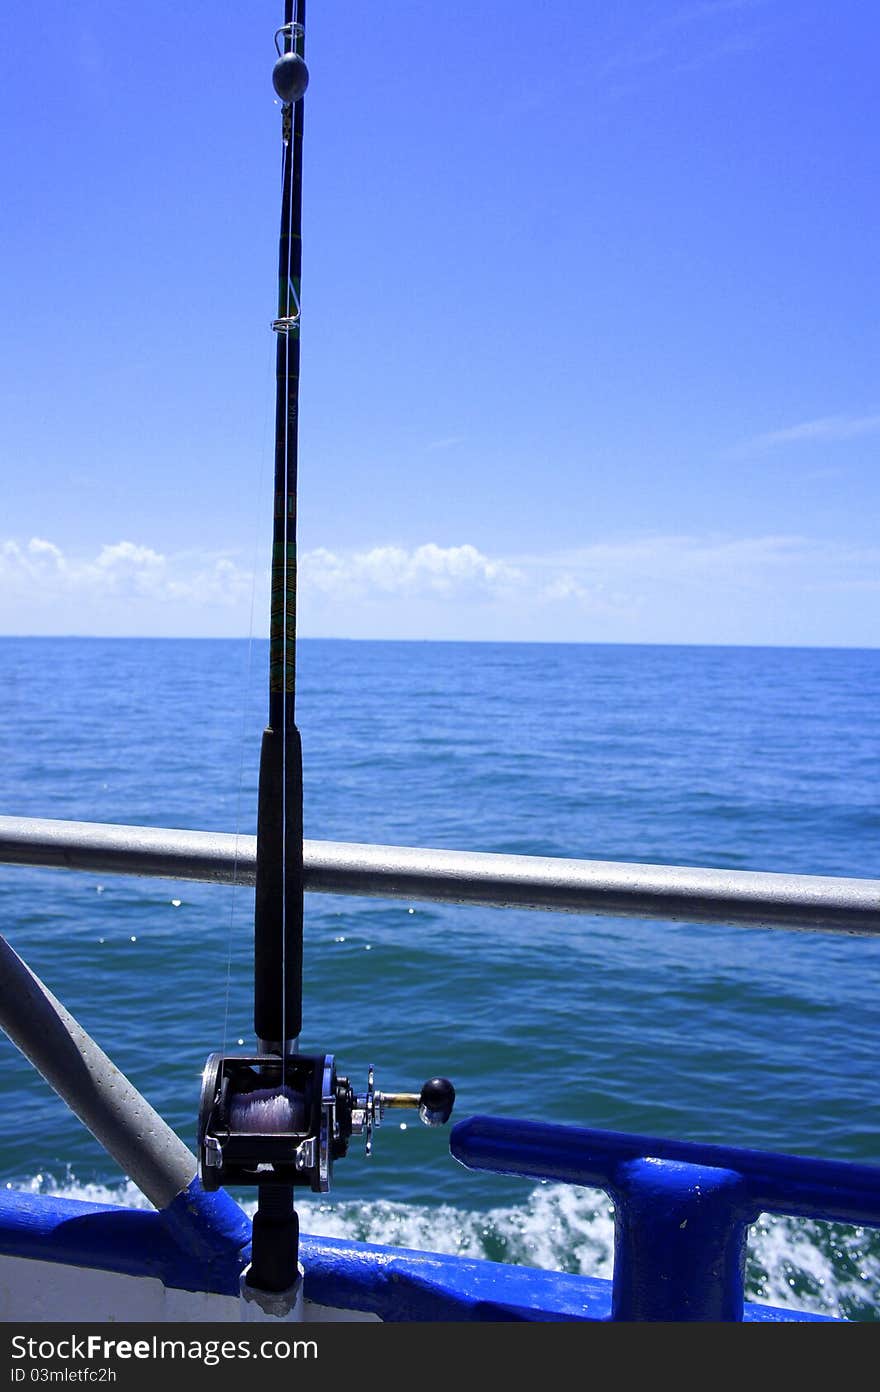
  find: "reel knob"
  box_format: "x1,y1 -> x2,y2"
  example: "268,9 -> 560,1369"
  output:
272,51 -> 309,104
419,1077 -> 456,1126
349,1070 -> 456,1154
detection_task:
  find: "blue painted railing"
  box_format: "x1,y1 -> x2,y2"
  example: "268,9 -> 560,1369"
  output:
0,1117 -> 875,1320
0,1186 -> 831,1321
451,1116 -> 880,1321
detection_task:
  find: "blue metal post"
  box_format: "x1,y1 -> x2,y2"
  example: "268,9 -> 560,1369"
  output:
610,1159 -> 754,1320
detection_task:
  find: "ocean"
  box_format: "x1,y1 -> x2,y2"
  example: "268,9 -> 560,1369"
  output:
0,636 -> 877,1318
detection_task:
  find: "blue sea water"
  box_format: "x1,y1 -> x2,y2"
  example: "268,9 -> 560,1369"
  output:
0,637 -> 878,1318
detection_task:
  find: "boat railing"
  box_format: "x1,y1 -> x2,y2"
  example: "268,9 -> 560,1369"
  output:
0,814 -> 877,936
0,813 -> 878,1321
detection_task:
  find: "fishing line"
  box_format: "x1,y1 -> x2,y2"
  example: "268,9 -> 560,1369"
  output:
289,6 -> 306,1076
235,0 -> 308,1147
280,93 -> 293,1076
280,249 -> 289,1078
273,2 -> 305,1082
219,297 -> 278,1063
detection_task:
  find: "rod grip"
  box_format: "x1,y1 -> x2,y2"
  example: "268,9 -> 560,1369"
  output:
254,723 -> 303,1043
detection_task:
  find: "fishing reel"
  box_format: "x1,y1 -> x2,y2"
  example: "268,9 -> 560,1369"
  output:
197,1052 -> 455,1193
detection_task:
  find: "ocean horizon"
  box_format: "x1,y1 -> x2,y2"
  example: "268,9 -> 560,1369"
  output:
6,633 -> 879,649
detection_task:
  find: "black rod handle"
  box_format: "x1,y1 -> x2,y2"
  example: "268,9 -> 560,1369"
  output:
254,723 -> 303,1044
247,1184 -> 299,1293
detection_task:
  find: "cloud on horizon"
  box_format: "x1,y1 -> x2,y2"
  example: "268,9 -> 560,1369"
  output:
0,533 -> 876,645
0,537 -> 254,616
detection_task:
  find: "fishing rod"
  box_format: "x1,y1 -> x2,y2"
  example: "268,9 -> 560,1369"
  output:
197,2 -> 454,1319
257,0 -> 308,1065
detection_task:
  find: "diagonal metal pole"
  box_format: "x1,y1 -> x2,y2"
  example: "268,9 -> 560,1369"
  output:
0,932 -> 249,1274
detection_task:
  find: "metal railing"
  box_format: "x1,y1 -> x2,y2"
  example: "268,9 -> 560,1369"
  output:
0,814 -> 878,936
0,812 -> 878,1320
0,914 -> 251,1286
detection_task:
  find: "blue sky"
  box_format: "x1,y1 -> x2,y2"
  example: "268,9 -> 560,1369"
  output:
1,0 -> 877,644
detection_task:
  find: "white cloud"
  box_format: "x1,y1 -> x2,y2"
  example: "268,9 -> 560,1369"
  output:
667,0 -> 768,27
26,538 -> 65,563
300,543 -> 522,599
731,412 -> 880,456
425,436 -> 465,452
95,541 -> 165,573
0,533 -> 877,644
524,533 -> 880,598
298,534 -> 880,644
0,537 -> 254,624
603,0 -> 770,82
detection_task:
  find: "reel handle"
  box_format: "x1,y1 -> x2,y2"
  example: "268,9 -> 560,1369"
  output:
352,1072 -> 456,1154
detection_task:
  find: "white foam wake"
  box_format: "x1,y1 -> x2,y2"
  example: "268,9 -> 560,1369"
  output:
7,1173 -> 877,1321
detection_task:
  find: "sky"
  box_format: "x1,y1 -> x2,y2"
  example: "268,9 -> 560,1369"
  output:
0,0 -> 877,645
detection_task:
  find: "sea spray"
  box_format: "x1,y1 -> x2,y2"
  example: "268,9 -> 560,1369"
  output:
19,1171 -> 879,1322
